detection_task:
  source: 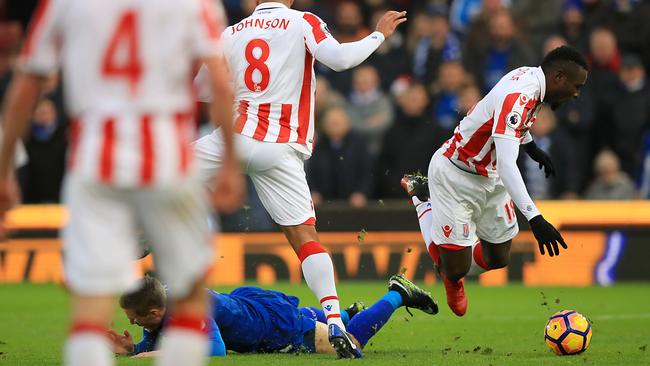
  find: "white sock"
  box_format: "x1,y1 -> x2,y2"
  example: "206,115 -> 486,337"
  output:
413,197 -> 433,246
157,327 -> 208,366
298,242 -> 345,330
65,331 -> 113,366
467,241 -> 490,276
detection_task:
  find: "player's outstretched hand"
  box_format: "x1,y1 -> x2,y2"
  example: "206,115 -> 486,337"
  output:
211,159 -> 245,214
529,215 -> 568,257
523,141 -> 555,178
0,176 -> 20,241
107,329 -> 134,355
376,11 -> 407,39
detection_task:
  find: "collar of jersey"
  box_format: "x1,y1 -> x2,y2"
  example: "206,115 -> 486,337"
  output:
532,66 -> 546,102
255,2 -> 288,11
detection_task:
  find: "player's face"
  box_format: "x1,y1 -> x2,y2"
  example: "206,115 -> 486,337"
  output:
124,308 -> 164,330
548,68 -> 588,110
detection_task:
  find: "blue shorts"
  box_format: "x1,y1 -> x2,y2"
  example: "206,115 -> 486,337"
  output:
210,287 -> 316,353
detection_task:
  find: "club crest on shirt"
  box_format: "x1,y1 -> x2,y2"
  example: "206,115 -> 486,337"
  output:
442,225 -> 453,238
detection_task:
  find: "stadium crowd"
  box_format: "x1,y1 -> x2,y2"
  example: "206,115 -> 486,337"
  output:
1,0 -> 649,209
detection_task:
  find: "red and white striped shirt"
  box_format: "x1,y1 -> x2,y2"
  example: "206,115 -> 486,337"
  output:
219,2 -> 382,157
19,0 -> 225,187
441,66 -> 545,178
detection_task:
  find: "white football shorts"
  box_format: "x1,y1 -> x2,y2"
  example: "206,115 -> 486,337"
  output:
427,149 -> 519,247
62,173 -> 212,297
193,129 -> 315,226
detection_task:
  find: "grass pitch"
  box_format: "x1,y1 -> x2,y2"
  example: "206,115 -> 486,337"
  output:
1,282 -> 648,365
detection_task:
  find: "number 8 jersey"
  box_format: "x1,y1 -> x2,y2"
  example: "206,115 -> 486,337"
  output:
18,0 -> 226,187
218,2 -> 383,157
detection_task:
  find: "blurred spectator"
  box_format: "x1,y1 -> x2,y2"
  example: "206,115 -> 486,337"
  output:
19,98 -> 66,203
318,2 -> 370,95
597,54 -> 650,180
365,6 -> 409,91
542,35 -> 569,58
346,64 -> 393,157
456,82 -> 482,119
510,0 -> 564,54
556,0 -> 589,54
430,61 -> 469,132
587,28 -> 621,94
375,82 -> 448,198
464,9 -> 536,93
315,76 -> 347,130
584,149 -> 636,200
332,2 -> 370,43
518,106 -> 579,199
464,0 -> 510,50
307,107 -> 372,208
408,9 -> 462,86
449,0 -> 483,37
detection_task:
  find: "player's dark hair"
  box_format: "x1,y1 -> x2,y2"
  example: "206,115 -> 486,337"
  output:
119,276 -> 167,316
541,46 -> 588,73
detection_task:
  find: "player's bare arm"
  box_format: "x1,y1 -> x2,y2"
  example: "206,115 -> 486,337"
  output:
203,55 -> 245,214
0,73 -> 46,238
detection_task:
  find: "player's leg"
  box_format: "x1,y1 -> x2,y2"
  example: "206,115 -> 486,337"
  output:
345,275 -> 437,348
474,183 -> 519,274
244,141 -> 359,358
134,176 -> 213,366
300,300 -> 367,325
62,176 -> 140,366
405,151 -> 484,316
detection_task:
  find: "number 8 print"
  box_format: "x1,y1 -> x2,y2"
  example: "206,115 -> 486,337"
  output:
244,39 -> 270,92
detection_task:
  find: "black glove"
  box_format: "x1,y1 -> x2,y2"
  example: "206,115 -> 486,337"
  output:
523,141 -> 555,178
529,215 -> 568,257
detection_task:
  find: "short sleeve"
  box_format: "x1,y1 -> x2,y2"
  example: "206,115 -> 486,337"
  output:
17,0 -> 64,75
190,0 -> 226,58
492,92 -> 537,141
301,12 -> 333,55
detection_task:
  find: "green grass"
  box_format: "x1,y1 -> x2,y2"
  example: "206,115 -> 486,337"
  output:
1,282 -> 649,365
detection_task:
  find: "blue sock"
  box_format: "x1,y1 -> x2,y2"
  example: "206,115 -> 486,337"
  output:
346,291 -> 402,348
302,307 -> 350,325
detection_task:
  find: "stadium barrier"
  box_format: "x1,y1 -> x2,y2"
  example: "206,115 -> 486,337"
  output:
1,202 -> 649,286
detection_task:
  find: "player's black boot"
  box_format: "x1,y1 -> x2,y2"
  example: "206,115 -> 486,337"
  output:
400,173 -> 429,201
328,324 -> 363,359
344,301 -> 366,321
389,274 -> 439,315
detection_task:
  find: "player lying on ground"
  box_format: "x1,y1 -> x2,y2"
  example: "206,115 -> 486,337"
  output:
192,1 -> 406,358
400,46 -> 589,317
108,275 -> 437,357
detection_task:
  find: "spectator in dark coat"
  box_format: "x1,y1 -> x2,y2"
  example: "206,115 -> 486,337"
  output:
307,107 -> 372,208
597,54 -> 650,180
375,82 -> 449,198
19,98 -> 67,203
518,106 -> 579,199
463,9 -> 536,93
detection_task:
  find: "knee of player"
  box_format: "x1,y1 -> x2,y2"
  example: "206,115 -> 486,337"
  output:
442,267 -> 468,283
486,255 -> 510,269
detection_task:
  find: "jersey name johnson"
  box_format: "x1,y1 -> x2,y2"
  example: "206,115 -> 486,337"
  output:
221,4 -> 333,157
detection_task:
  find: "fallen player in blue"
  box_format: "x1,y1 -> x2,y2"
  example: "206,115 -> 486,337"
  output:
108,275 -> 438,358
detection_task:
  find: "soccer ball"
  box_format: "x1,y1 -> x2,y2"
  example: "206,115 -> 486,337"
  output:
544,310 -> 592,355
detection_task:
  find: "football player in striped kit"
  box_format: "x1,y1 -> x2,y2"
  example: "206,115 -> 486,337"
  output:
402,46 -> 588,317
192,0 -> 405,358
